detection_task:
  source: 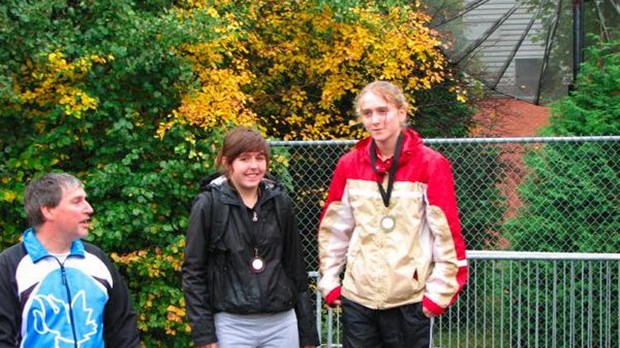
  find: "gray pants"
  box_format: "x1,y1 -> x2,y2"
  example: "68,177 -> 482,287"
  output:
214,309 -> 299,348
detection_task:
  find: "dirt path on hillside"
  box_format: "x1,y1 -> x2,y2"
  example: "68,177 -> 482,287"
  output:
473,98 -> 550,138
473,98 -> 551,249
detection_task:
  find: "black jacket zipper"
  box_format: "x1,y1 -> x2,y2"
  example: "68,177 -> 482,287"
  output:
55,257 -> 79,348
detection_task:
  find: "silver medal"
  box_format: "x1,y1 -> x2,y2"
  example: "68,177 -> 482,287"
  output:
250,256 -> 265,273
380,215 -> 396,232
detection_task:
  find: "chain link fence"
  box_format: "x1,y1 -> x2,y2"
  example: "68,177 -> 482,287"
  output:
271,136 -> 620,265
271,135 -> 620,347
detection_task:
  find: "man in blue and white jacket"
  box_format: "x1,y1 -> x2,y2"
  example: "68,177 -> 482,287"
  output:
0,172 -> 140,347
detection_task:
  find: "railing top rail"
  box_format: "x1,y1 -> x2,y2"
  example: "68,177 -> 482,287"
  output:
307,251 -> 620,277
309,250 -> 620,277
468,250 -> 620,261
269,135 -> 620,146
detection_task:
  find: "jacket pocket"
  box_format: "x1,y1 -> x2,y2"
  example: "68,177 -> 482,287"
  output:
390,261 -> 424,303
400,301 -> 430,323
269,263 -> 296,308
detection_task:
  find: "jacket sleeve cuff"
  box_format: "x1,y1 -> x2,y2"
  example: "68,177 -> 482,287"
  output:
295,291 -> 321,346
191,320 -> 217,347
325,286 -> 342,307
423,296 -> 446,316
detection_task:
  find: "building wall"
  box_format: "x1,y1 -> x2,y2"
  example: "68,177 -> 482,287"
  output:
456,0 -> 549,100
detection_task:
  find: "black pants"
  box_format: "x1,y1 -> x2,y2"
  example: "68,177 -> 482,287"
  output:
341,297 -> 432,348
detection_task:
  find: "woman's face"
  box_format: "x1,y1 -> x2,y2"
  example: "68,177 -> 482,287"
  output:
226,151 -> 267,193
359,91 -> 406,145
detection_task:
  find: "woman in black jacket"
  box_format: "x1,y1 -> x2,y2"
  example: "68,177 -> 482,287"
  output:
182,127 -> 319,348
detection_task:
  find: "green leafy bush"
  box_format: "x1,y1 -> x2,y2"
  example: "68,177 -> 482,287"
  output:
502,38 -> 620,347
0,0 -> 479,346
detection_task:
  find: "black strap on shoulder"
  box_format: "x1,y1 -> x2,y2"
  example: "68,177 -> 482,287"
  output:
205,188 -> 229,250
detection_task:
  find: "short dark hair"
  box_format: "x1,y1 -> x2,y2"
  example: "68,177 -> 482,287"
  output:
217,127 -> 270,176
24,173 -> 83,227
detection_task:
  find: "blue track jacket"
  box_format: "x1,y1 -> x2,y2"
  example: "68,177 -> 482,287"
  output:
0,229 -> 140,347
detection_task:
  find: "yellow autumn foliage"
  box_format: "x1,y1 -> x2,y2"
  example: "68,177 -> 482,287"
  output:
14,52 -> 109,118
167,0 -> 459,140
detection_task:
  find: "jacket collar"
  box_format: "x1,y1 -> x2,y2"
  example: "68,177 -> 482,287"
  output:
206,174 -> 281,206
355,128 -> 423,165
22,227 -> 85,262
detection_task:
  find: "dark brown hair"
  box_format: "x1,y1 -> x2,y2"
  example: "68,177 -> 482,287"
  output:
24,172 -> 83,227
217,127 -> 270,176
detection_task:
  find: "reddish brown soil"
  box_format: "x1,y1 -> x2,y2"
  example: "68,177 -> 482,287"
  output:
473,98 -> 550,137
472,98 -> 551,249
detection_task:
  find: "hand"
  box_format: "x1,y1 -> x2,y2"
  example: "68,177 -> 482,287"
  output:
422,306 -> 435,319
196,344 -> 217,348
325,286 -> 342,307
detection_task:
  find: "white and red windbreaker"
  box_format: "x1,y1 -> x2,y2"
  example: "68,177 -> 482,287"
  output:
318,129 -> 468,316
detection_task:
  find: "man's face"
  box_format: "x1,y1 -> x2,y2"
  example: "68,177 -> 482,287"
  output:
45,185 -> 94,241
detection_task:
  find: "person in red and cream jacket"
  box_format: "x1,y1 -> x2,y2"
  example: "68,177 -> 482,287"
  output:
318,81 -> 468,348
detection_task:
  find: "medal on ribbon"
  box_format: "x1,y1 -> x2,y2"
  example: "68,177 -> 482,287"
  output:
250,248 -> 265,273
370,133 -> 404,233
250,257 -> 265,273
380,215 -> 396,232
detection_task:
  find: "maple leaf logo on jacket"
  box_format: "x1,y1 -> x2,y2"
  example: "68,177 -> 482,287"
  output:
30,291 -> 98,347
